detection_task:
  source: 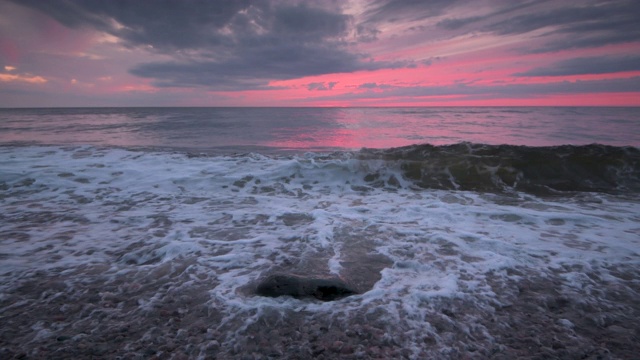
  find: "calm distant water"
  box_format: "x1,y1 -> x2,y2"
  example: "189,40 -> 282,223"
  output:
1,107 -> 638,152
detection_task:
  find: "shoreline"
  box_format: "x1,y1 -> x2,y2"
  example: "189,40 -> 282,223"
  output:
1,262 -> 638,359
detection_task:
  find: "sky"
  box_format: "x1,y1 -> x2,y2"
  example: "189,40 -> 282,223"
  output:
1,0 -> 639,107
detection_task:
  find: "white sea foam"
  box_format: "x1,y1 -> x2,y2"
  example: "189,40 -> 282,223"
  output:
1,145 -> 639,357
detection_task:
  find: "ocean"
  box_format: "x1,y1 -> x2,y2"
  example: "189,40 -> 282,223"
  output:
1,107 -> 639,359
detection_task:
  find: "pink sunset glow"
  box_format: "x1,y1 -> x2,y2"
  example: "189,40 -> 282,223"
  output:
0,0 -> 639,107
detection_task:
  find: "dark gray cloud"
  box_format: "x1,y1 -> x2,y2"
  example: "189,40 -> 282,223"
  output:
130,51 -> 407,90
307,77 -> 640,102
359,82 -> 380,89
11,0 -> 405,90
358,82 -> 393,89
437,1 -> 544,31
354,0 -> 456,41
516,55 -> 640,77
363,0 -> 459,24
0,84 -> 191,107
11,0 -> 253,51
307,82 -> 337,91
436,0 -> 640,52
360,0 -> 640,55
355,24 -> 381,43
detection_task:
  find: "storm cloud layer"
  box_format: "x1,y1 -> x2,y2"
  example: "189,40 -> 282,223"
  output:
2,0 -> 640,105
11,0 -> 404,90
517,55 -> 640,77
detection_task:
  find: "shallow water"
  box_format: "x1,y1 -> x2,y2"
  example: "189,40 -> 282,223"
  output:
1,145 -> 639,359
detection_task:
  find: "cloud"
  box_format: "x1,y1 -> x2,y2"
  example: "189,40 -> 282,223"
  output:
0,84 -> 195,107
516,55 -> 640,77
362,0 -> 459,24
9,0 -> 253,51
307,77 -> 640,103
307,82 -> 337,91
358,82 -> 393,89
353,0 -> 466,44
436,1 -> 542,31
129,49 -> 405,90
12,0 -> 407,90
436,0 -> 640,52
355,24 -> 381,43
0,72 -> 47,84
5,0 -> 640,106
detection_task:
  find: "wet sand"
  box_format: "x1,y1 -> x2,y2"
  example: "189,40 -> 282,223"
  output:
1,262 -> 638,359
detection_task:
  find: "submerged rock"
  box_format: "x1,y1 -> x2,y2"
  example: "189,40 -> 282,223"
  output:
255,274 -> 357,301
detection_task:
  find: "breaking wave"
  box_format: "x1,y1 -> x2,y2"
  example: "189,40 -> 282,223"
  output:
355,143 -> 640,195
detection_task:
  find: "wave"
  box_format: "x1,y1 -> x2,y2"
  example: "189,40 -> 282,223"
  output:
3,142 -> 640,359
355,143 -> 640,195
2,143 -> 638,196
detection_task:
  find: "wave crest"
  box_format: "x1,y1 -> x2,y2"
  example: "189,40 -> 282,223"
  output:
356,143 -> 640,195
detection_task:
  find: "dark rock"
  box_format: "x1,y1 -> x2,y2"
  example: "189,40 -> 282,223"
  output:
56,335 -> 71,342
364,173 -> 379,182
255,274 -> 357,301
387,174 -> 401,188
278,213 -> 314,227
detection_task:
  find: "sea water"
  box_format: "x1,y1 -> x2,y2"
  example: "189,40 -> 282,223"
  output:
0,107 -> 639,359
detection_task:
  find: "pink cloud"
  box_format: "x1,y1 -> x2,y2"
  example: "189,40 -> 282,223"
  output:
0,72 -> 47,84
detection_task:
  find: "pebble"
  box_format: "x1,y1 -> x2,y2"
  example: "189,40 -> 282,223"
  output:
206,340 -> 220,351
331,340 -> 344,352
176,329 -> 188,340
205,329 -> 219,340
56,335 -> 70,342
557,318 -> 574,328
341,345 -> 354,354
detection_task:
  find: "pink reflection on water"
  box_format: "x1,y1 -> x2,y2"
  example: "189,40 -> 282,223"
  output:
263,108 -> 420,150
264,107 -> 640,150
262,108 -> 510,150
